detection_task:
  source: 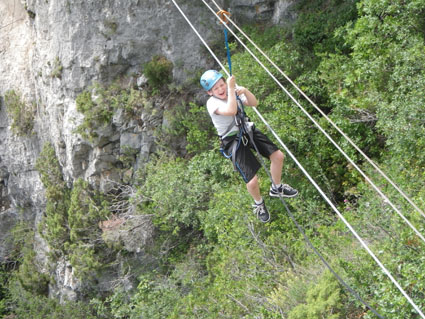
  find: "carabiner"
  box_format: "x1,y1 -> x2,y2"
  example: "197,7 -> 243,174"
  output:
242,135 -> 249,146
216,9 -> 231,24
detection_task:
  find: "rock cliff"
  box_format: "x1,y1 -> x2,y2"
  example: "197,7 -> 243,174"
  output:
0,0 -> 298,300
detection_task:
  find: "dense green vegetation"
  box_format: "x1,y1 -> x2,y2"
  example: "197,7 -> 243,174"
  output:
75,82 -> 147,141
143,55 -> 174,90
4,90 -> 35,136
35,143 -> 112,275
2,0 -> 425,318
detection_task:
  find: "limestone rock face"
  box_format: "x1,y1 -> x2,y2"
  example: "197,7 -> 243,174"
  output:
0,0 -> 298,301
230,0 -> 295,23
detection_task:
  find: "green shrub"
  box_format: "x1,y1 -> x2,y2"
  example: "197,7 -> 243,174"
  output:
288,272 -> 344,319
4,90 -> 35,136
75,87 -> 112,141
50,57 -> 63,79
36,144 -> 113,279
8,278 -> 97,319
158,101 -> 216,155
293,0 -> 359,55
35,142 -> 70,253
103,19 -> 118,36
76,82 -> 146,142
7,221 -> 50,297
143,55 -> 173,89
15,246 -> 50,296
65,178 -> 110,278
0,265 -> 10,316
138,155 -> 210,233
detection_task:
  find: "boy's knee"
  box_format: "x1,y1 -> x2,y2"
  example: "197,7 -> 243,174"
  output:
246,175 -> 258,187
271,150 -> 284,162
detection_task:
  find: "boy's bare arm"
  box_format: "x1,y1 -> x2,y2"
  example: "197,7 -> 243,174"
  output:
215,76 -> 238,115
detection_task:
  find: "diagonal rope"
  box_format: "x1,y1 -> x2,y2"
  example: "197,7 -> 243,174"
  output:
200,0 -> 425,245
223,27 -> 232,75
208,0 -> 425,221
169,1 -> 425,317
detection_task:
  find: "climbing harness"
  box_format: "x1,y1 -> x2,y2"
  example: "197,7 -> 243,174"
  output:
219,97 -> 249,172
170,0 -> 425,317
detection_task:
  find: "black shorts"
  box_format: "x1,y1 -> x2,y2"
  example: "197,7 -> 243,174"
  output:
221,128 -> 279,183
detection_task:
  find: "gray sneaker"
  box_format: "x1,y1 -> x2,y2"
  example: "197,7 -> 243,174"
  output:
252,201 -> 270,223
269,184 -> 298,198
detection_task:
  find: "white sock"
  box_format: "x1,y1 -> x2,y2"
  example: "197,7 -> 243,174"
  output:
273,183 -> 282,190
254,198 -> 263,205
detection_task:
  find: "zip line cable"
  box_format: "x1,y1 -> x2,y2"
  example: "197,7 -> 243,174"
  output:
200,0 -> 425,245
207,0 -> 425,221
169,0 -> 425,317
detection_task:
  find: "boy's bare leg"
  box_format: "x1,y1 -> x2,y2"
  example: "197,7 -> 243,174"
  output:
246,175 -> 262,202
270,150 -> 284,186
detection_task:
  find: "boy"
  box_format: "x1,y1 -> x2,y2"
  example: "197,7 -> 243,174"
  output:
200,70 -> 298,223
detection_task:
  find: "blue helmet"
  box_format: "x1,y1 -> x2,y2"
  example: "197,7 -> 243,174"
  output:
200,70 -> 223,91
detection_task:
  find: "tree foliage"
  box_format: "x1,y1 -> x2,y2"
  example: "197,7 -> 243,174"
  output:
4,90 -> 35,136
35,142 -> 70,252
66,178 -> 111,278
143,55 -> 174,90
76,82 -> 147,141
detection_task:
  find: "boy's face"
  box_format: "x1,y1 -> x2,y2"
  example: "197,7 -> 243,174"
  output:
208,78 -> 227,100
